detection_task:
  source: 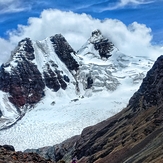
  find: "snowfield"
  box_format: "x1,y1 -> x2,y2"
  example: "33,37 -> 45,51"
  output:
0,84 -> 138,151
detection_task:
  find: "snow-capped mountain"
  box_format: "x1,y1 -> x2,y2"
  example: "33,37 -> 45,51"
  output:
0,30 -> 154,150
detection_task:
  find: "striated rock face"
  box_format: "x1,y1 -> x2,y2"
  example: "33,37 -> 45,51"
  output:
29,55 -> 163,163
50,34 -> 79,71
73,107 -> 163,163
0,145 -> 55,163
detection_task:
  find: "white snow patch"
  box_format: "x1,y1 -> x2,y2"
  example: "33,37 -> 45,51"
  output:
0,91 -> 20,129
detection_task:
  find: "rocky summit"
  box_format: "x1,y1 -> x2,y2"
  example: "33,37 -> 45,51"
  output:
25,55 -> 163,163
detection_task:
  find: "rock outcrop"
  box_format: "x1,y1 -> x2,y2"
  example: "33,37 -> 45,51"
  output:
43,63 -> 68,92
50,34 -> 79,71
129,55 -> 163,109
91,29 -> 114,59
25,135 -> 80,163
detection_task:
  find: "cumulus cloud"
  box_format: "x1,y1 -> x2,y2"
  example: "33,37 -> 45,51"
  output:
0,9 -> 162,65
101,0 -> 154,11
0,38 -> 15,64
0,0 -> 31,14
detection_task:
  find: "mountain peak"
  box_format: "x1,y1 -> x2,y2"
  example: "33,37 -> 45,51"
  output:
78,29 -> 115,59
50,34 -> 79,71
0,32 -> 154,144
90,29 -> 103,42
12,37 -> 35,62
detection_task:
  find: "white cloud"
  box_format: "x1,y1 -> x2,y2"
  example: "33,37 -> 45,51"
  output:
0,38 -> 15,64
0,9 -> 162,65
101,0 -> 154,11
0,0 -> 14,4
120,0 -> 154,7
0,0 -> 31,14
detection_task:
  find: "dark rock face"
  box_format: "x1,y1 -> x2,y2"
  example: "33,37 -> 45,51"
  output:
1,145 -> 15,151
50,34 -> 79,71
0,60 -> 45,108
0,145 -> 55,163
43,63 -> 68,92
91,30 -> 114,59
17,38 -> 35,60
0,38 -> 45,110
86,76 -> 93,89
0,110 -> 2,117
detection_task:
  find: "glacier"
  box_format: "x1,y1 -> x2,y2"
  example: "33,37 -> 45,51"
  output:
0,30 -> 154,151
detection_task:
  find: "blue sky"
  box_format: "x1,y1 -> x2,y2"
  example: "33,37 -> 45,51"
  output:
0,0 -> 163,63
0,0 -> 163,43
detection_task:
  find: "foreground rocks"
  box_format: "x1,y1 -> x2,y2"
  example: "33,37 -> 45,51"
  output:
0,145 -> 55,163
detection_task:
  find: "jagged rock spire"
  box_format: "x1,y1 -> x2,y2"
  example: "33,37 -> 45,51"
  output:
90,29 -> 114,58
